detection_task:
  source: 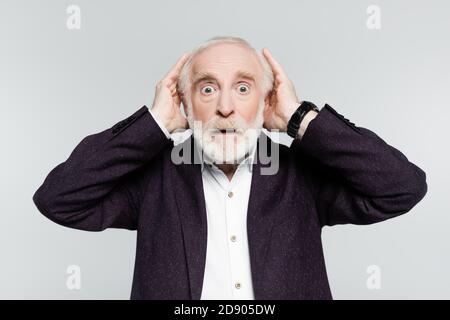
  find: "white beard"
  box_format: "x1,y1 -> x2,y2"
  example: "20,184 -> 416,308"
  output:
186,98 -> 264,165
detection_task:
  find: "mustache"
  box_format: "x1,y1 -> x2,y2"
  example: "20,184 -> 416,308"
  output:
205,116 -> 248,133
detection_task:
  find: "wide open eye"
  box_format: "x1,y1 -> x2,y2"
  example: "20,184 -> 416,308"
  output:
237,83 -> 250,94
201,85 -> 216,95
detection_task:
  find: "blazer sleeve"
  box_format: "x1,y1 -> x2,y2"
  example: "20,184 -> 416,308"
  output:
291,104 -> 428,227
32,105 -> 172,231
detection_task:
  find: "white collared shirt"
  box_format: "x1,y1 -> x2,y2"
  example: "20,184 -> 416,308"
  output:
149,109 -> 256,300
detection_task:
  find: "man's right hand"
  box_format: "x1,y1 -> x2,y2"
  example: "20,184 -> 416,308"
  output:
150,53 -> 191,133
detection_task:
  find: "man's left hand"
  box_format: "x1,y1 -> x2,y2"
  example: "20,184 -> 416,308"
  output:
262,48 -> 317,137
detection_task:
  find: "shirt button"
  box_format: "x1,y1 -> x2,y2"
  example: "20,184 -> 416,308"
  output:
228,191 -> 234,198
230,235 -> 237,242
235,282 -> 241,289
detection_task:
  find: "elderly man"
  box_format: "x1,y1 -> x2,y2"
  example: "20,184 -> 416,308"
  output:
33,36 -> 427,300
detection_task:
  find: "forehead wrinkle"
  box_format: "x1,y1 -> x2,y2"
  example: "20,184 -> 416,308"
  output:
190,45 -> 263,87
192,69 -> 258,87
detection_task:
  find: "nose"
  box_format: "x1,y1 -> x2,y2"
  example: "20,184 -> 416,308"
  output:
216,90 -> 235,118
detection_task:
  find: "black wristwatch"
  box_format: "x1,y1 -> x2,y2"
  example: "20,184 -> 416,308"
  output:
286,101 -> 319,138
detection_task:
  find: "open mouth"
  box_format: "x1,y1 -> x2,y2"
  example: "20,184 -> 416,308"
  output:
217,128 -> 237,134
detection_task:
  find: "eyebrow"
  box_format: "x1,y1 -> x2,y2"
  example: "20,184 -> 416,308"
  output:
192,70 -> 257,87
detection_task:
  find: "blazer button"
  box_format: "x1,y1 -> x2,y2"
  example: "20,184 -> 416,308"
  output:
235,282 -> 241,289
230,235 -> 237,242
228,191 -> 234,198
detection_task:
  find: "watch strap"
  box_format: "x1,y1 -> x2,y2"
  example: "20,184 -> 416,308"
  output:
287,101 -> 319,138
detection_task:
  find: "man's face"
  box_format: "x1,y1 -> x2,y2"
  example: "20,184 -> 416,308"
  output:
186,43 -> 266,164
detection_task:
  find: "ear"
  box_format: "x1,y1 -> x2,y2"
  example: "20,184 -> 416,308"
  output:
264,91 -> 271,110
179,92 -> 185,105
179,93 -> 188,116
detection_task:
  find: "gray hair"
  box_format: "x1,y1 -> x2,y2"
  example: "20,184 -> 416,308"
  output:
177,36 -> 274,104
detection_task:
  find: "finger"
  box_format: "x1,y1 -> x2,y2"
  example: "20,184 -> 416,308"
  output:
262,48 -> 287,79
164,52 -> 191,82
173,92 -> 181,106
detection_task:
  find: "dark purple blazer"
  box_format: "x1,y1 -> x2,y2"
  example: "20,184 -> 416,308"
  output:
32,104 -> 427,300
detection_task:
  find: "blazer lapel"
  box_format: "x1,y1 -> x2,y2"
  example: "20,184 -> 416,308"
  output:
173,136 -> 207,300
246,132 -> 281,299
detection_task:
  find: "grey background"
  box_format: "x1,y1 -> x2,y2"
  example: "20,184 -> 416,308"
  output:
0,0 -> 448,299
